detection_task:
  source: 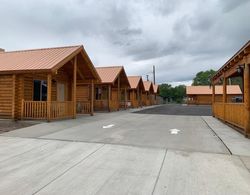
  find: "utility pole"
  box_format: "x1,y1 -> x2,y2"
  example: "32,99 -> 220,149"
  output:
153,65 -> 156,84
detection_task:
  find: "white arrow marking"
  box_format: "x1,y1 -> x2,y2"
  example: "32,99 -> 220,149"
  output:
103,124 -> 115,129
169,129 -> 181,135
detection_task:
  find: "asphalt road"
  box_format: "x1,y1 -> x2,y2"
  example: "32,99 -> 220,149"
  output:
0,105 -> 249,195
134,104 -> 212,116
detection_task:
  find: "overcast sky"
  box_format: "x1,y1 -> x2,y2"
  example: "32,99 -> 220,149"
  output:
0,0 -> 250,85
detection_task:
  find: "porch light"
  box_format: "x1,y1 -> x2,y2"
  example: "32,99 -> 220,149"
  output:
236,64 -> 245,74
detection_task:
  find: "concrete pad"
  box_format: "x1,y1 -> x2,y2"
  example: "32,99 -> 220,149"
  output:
153,150 -> 250,195
41,113 -> 229,154
0,136 -> 49,162
0,139 -> 102,195
240,156 -> 250,171
37,145 -> 165,195
203,116 -> 250,156
1,112 -> 129,138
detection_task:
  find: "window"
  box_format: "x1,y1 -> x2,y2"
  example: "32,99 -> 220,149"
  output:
95,86 -> 108,100
33,80 -> 47,101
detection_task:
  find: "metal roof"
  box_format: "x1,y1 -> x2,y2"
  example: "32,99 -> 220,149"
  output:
186,85 -> 242,95
0,45 -> 83,73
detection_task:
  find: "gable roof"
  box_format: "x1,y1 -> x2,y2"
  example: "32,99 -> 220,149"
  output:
143,81 -> 154,93
127,76 -> 143,89
186,85 -> 242,95
0,45 -> 81,72
0,45 -> 100,81
153,84 -> 159,94
95,66 -> 130,87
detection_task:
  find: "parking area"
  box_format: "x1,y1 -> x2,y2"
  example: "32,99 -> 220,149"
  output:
0,104 -> 250,194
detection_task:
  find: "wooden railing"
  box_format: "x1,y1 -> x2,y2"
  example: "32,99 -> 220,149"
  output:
213,102 -> 245,129
213,102 -> 224,120
76,101 -> 91,114
225,103 -> 245,129
50,101 -> 74,119
22,100 -> 74,120
22,101 -> 47,119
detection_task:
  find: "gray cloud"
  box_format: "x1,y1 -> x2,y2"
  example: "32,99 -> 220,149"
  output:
0,0 -> 250,84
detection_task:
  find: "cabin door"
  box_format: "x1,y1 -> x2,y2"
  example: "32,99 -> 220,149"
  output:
57,83 -> 65,101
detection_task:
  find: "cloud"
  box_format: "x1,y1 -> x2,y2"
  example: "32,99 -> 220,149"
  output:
0,0 -> 250,85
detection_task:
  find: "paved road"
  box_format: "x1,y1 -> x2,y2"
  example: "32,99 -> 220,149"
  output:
0,105 -> 250,195
134,104 -> 212,116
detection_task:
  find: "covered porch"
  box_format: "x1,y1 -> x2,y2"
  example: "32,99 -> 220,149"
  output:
94,66 -> 130,112
14,46 -> 99,121
212,41 -> 250,137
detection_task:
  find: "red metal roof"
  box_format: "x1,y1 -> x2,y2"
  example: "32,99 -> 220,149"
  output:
0,45 -> 82,73
128,76 -> 141,89
186,85 -> 242,95
153,84 -> 159,94
95,66 -> 123,83
143,81 -> 154,92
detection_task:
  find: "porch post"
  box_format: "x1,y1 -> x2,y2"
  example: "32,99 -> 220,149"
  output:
47,73 -> 52,122
12,74 -> 16,120
212,81 -> 215,117
244,57 -> 250,137
108,85 -> 111,112
222,74 -> 227,121
125,88 -> 127,109
117,76 -> 120,111
90,80 -> 94,116
73,56 -> 77,119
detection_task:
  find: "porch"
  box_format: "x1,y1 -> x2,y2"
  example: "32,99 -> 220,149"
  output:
212,41 -> 250,137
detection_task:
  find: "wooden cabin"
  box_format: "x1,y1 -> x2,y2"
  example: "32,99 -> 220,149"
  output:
142,81 -> 154,106
152,84 -> 160,105
0,45 -> 100,121
212,40 -> 250,137
127,76 -> 145,108
186,85 -> 242,105
94,66 -> 130,111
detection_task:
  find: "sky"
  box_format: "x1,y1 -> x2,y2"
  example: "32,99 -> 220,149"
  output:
0,0 -> 250,86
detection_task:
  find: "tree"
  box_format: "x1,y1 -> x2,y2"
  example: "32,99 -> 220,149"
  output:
159,84 -> 186,103
192,69 -> 216,86
159,83 -> 172,102
173,85 -> 186,103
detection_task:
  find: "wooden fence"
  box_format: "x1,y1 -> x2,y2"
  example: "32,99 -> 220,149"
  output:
213,102 -> 245,129
22,100 -> 74,120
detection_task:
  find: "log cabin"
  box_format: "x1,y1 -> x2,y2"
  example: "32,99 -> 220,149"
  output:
94,66 -> 130,111
212,40 -> 250,137
127,76 -> 145,108
142,81 -> 154,106
186,85 -> 242,105
0,45 -> 100,121
152,84 -> 160,105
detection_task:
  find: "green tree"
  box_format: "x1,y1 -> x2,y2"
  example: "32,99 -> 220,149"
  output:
192,69 -> 216,86
159,84 -> 186,103
159,83 -> 172,102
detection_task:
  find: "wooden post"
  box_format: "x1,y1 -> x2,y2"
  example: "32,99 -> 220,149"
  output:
108,85 -> 111,112
125,88 -> 127,109
12,74 -> 16,120
244,58 -> 250,137
222,74 -> 227,121
90,80 -> 94,116
47,73 -> 52,122
73,56 -> 77,119
117,76 -> 120,111
212,81 -> 215,117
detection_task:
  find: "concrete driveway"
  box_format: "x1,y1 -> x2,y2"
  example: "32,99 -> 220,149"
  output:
1,104 -> 250,194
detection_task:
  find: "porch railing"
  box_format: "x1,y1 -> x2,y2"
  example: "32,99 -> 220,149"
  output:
213,102 -> 245,129
22,100 -> 74,120
22,101 -> 47,119
50,101 -> 74,119
76,101 -> 91,114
